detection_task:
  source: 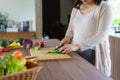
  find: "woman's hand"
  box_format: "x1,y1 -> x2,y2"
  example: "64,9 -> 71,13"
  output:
59,44 -> 80,54
60,36 -> 71,46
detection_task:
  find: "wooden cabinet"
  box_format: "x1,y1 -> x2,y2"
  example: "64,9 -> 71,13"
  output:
0,32 -> 36,40
18,32 -> 35,40
109,35 -> 120,80
1,32 -> 18,40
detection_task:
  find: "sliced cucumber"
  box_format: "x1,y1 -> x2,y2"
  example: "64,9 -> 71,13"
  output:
47,49 -> 60,54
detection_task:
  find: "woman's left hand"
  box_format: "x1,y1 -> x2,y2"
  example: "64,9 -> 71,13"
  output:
59,44 -> 80,54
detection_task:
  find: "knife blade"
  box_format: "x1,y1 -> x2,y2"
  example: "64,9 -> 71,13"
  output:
55,44 -> 63,50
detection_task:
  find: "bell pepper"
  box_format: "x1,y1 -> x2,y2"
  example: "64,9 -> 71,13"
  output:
2,47 -> 10,52
0,49 -> 3,55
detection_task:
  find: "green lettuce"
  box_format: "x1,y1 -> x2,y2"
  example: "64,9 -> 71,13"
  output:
0,53 -> 27,76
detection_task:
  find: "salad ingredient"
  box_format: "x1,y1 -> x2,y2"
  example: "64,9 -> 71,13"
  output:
40,41 -> 45,47
12,50 -> 22,57
12,50 -> 26,65
34,42 -> 39,46
22,39 -> 33,49
13,56 -> 26,65
0,49 -> 3,55
0,40 -> 10,47
2,47 -> 10,52
9,42 -> 21,49
47,49 -> 61,53
16,38 -> 24,45
34,46 -> 41,51
0,53 -> 27,76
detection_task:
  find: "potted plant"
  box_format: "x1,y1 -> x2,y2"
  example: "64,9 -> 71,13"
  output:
112,18 -> 120,33
0,12 -> 8,31
113,18 -> 120,25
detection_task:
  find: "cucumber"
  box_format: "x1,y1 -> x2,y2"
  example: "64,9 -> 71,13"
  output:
47,49 -> 61,54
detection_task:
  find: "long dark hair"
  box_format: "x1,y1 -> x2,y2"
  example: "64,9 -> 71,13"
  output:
74,0 -> 107,9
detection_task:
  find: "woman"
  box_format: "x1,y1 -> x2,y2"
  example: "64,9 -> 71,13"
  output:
59,0 -> 112,77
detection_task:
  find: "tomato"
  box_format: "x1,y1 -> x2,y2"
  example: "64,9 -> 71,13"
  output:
12,50 -> 22,57
40,41 -> 45,47
34,42 -> 39,46
0,49 -> 3,55
2,47 -> 10,52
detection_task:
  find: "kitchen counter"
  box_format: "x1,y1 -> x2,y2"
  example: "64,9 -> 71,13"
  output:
110,33 -> 120,38
13,39 -> 111,80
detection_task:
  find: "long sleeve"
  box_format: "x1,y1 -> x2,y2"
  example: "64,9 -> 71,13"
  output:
79,3 -> 113,51
65,8 -> 77,38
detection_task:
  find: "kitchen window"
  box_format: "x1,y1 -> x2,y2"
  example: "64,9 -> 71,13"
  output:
109,0 -> 120,25
109,0 -> 120,33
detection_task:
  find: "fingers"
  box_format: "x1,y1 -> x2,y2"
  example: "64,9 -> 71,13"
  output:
62,47 -> 72,54
59,45 -> 72,54
58,44 -> 80,54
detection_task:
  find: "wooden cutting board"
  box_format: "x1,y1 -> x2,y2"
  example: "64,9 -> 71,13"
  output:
30,48 -> 72,61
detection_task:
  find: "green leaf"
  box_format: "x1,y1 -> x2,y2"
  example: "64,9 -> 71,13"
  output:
113,18 -> 120,25
1,53 -> 13,61
0,53 -> 27,76
0,67 -> 4,76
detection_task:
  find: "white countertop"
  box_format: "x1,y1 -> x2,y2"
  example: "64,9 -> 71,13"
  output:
110,33 -> 120,38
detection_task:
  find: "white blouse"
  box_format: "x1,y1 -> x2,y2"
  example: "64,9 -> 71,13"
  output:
66,1 -> 112,51
65,1 -> 113,76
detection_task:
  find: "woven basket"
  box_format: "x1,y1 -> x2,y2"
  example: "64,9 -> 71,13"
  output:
0,62 -> 43,80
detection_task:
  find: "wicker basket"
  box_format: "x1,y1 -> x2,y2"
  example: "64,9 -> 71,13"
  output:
0,62 -> 43,80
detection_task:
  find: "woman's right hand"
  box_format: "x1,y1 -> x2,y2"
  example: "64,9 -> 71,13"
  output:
60,37 -> 71,46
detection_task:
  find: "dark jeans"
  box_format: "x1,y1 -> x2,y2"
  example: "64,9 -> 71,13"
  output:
75,49 -> 95,65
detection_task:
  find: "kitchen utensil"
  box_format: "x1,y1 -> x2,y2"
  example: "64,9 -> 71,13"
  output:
55,44 -> 63,50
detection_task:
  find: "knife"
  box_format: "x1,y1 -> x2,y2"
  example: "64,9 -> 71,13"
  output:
55,44 -> 63,50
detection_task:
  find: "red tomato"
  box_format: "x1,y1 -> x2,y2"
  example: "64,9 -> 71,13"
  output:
40,41 -> 45,47
2,47 -> 10,52
0,49 -> 3,55
34,42 -> 39,46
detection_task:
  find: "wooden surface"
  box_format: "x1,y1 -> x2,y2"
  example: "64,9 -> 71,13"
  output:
0,31 -> 36,40
30,48 -> 72,61
109,36 -> 120,80
14,39 -> 111,80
